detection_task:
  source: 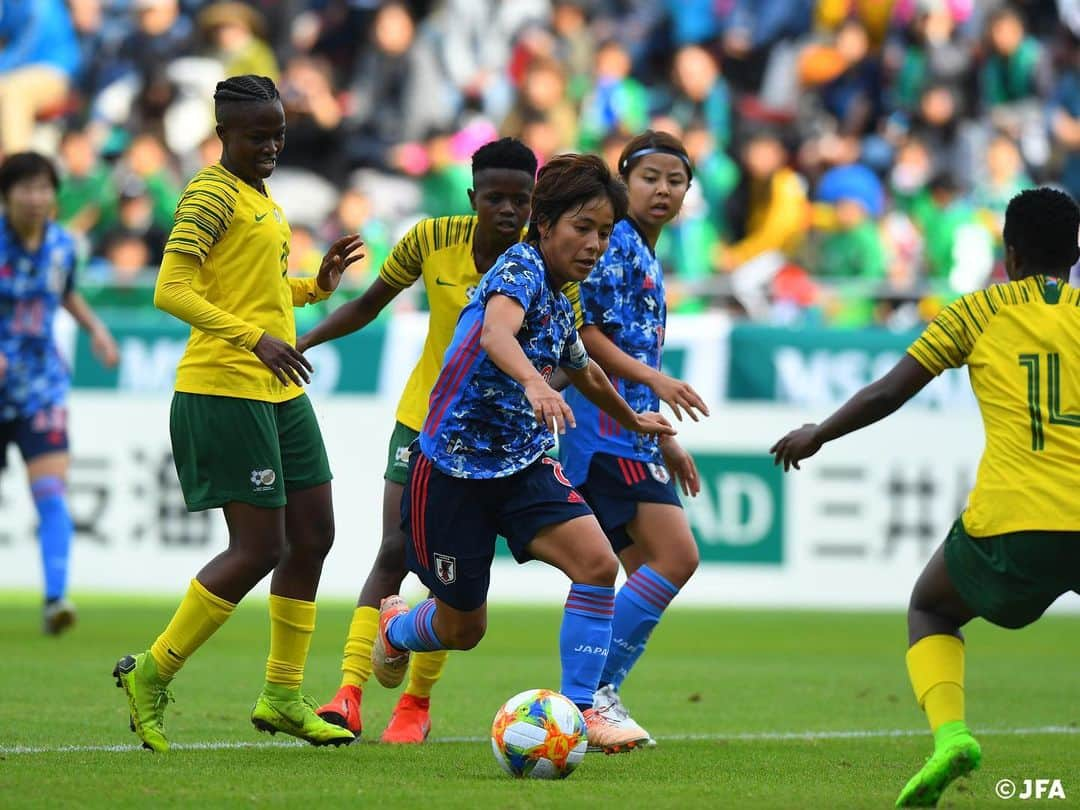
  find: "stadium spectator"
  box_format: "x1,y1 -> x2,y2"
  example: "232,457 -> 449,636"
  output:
659,45 -> 732,149
198,2 -> 280,81
501,57 -> 578,154
56,127 -> 119,242
1050,31 -> 1080,204
577,40 -> 650,151
0,0 -> 81,155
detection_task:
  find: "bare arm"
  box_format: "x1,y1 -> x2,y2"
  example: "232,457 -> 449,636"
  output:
563,359 -> 675,437
298,276 -> 400,352
581,324 -> 709,421
770,354 -> 935,470
480,293 -> 577,432
62,291 -> 118,367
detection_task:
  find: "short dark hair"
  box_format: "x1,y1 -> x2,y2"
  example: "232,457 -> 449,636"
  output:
617,130 -> 692,181
213,74 -> 280,124
471,137 -> 538,180
526,153 -> 628,242
0,152 -> 60,198
1003,187 -> 1080,272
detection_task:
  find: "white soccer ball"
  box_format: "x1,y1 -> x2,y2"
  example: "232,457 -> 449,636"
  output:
490,688 -> 588,779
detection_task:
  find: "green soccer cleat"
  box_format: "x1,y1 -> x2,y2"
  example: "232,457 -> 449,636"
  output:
251,683 -> 355,747
896,722 -> 982,807
112,652 -> 173,753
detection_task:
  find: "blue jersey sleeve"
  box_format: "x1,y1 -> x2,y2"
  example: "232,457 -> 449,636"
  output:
479,255 -> 541,315
580,242 -> 626,333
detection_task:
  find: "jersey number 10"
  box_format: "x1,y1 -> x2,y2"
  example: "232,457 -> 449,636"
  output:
1018,352 -> 1080,451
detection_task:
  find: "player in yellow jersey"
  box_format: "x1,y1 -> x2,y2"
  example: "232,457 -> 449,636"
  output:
770,188 -> 1080,807
112,75 -> 364,752
296,137 -> 538,743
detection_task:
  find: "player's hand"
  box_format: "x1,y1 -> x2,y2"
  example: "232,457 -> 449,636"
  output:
525,378 -> 575,434
649,371 -> 709,422
316,234 -> 365,294
769,423 -> 822,471
91,327 -> 119,368
624,411 -> 676,437
253,333 -> 313,386
660,436 -> 700,497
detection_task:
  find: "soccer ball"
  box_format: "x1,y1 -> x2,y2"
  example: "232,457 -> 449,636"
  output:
490,689 -> 588,779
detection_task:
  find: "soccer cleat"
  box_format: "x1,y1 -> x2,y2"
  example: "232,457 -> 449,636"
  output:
592,684 -> 654,747
112,652 -> 173,753
380,693 -> 431,743
896,723 -> 982,807
43,598 -> 77,635
371,596 -> 410,688
250,683 -> 355,747
316,684 -> 363,736
583,705 -> 648,754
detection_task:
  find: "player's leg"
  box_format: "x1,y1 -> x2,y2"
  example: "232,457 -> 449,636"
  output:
528,514 -> 648,754
897,524 -> 981,807
372,452 -> 494,687
16,406 -> 76,635
250,396 -> 352,746
113,394 -> 288,752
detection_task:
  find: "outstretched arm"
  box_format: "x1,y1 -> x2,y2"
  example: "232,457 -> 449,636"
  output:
297,276 -> 400,352
770,354 -> 934,470
563,359 -> 675,438
580,324 -> 709,421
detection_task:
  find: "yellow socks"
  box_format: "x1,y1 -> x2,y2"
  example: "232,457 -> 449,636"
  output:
340,606 -> 379,688
150,579 -> 236,680
266,594 -> 316,688
405,650 -> 449,698
906,634 -> 965,733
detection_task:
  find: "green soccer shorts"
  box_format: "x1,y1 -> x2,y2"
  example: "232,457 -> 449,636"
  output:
170,392 -> 332,511
384,421 -> 420,485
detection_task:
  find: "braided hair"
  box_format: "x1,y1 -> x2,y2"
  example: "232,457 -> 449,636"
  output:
213,75 -> 280,124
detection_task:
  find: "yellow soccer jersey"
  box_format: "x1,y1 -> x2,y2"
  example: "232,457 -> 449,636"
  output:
908,275 -> 1080,535
380,216 -> 582,432
160,164 -> 327,403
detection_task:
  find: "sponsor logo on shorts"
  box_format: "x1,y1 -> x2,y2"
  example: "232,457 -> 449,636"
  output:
567,490 -> 585,504
394,445 -> 412,466
647,463 -> 670,484
250,468 -> 277,491
434,553 -> 456,585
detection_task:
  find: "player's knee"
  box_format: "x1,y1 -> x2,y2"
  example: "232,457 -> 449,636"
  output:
440,619 -> 486,650
668,542 -> 700,587
576,548 -> 619,586
373,531 -> 407,574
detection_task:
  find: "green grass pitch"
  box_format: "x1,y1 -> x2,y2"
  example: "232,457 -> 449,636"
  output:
2,595 -> 1078,808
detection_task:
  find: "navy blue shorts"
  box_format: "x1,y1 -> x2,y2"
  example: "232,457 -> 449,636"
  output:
578,452 -> 682,553
401,451 -> 593,611
0,405 -> 69,471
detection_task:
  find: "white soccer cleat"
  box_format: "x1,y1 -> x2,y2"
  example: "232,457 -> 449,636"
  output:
591,686 -> 648,751
587,684 -> 652,752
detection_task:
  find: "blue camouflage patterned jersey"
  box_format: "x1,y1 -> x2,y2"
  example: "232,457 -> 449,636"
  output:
420,242 -> 589,479
561,219 -> 665,485
0,218 -> 76,422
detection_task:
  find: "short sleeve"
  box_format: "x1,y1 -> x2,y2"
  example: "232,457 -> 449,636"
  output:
379,220 -> 426,289
580,245 -> 626,331
479,256 -> 539,313
165,169 -> 238,262
907,294 -> 984,375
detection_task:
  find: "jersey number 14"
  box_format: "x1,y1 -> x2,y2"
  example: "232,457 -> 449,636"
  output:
1018,352 -> 1080,451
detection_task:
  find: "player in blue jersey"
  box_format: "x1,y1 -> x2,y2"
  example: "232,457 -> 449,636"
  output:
370,154 -> 675,753
0,152 -> 118,634
560,131 -> 708,745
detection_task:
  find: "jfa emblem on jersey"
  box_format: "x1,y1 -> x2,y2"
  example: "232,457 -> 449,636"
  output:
434,553 -> 457,585
647,463 -> 670,484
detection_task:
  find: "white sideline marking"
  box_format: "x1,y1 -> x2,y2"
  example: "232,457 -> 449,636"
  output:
2,725 -> 1077,757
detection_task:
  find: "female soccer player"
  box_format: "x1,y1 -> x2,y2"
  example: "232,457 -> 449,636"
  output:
771,188 -> 1080,807
112,75 -> 364,752
0,151 -> 119,635
372,153 -> 675,754
298,138 -> 538,743
559,130 -> 708,745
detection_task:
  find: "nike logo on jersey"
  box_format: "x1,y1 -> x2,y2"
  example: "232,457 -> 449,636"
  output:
435,277 -> 457,286
255,211 -> 270,221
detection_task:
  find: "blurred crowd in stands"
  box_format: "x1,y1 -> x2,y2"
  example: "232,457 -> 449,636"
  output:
3,0 -> 1080,327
